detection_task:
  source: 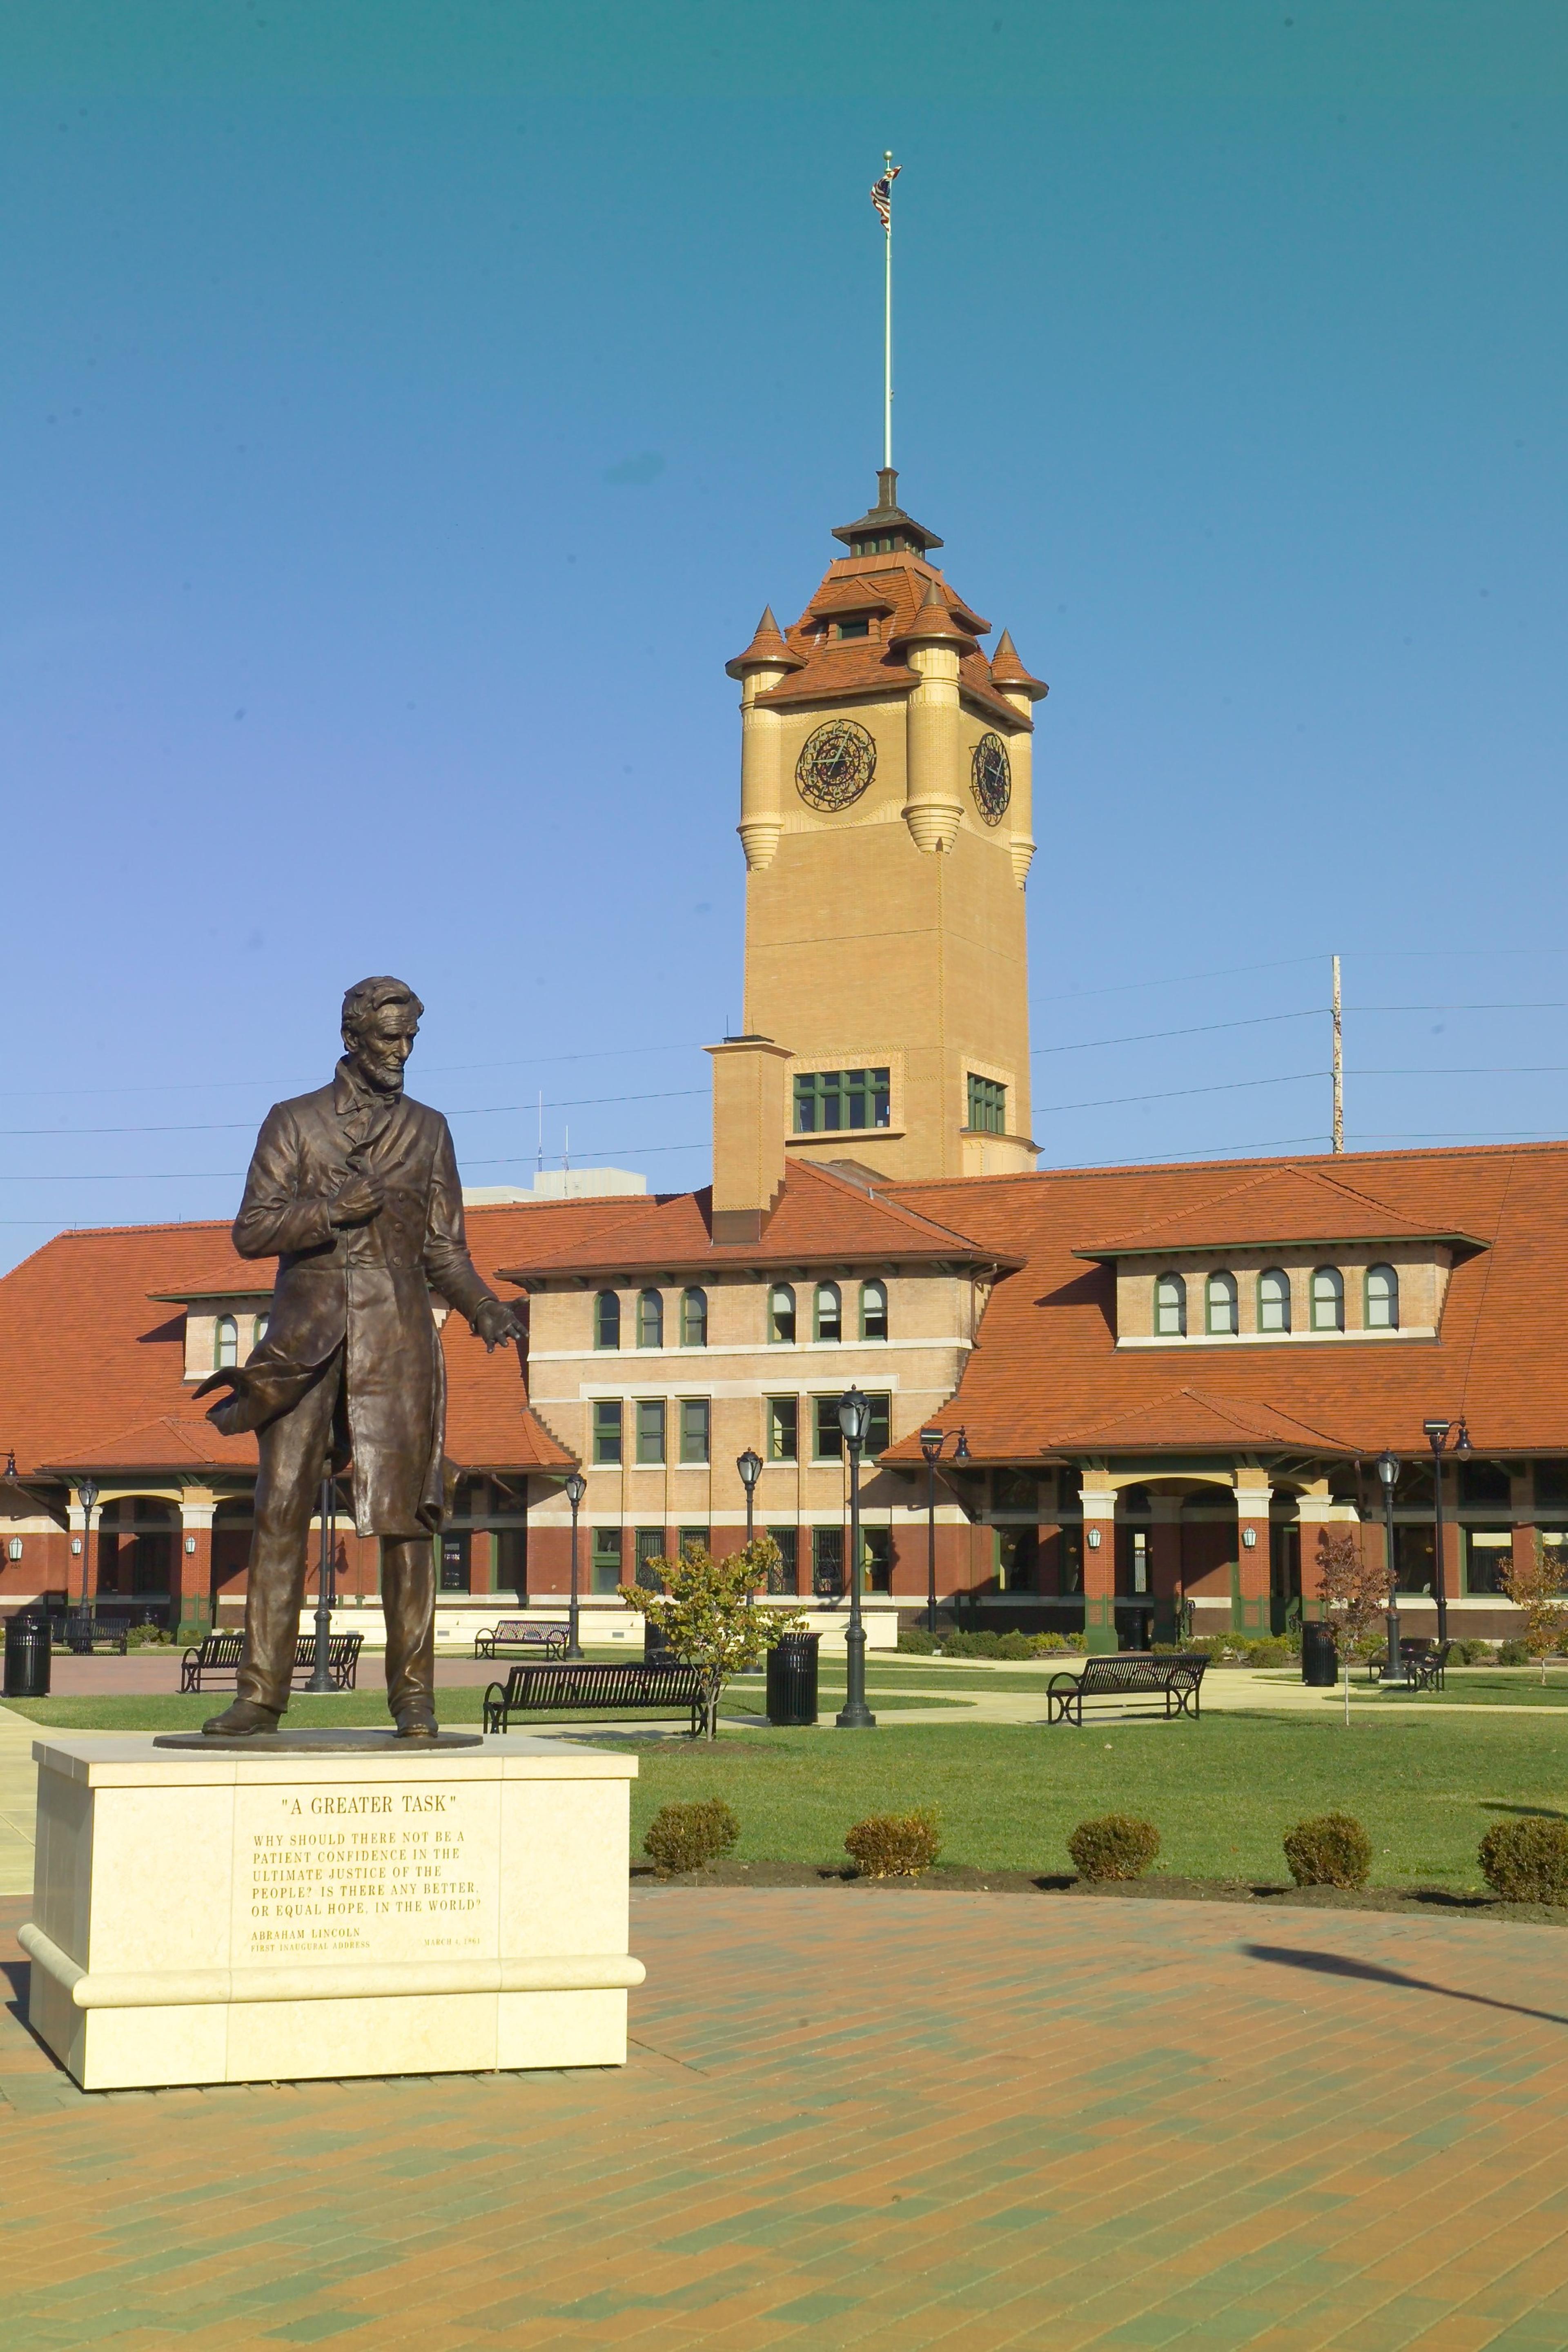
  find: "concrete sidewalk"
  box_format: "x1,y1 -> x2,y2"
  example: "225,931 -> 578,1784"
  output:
6,1884 -> 1568,2348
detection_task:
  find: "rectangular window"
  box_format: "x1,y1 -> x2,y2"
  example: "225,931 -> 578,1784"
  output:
592,1401 -> 623,1465
1465,1528 -> 1513,1596
967,1074 -> 1007,1135
996,1527 -> 1038,1593
862,1526 -> 892,1593
677,1526 -> 710,1561
812,1526 -> 844,1596
813,1393 -> 890,1459
679,1399 -> 710,1464
768,1397 -> 798,1462
1535,1461 -> 1568,1507
635,1399 -> 666,1465
835,617 -> 870,640
992,1470 -> 1038,1515
634,1527 -> 666,1588
792,1067 -> 891,1135
590,1527 -> 622,1596
765,1527 -> 798,1595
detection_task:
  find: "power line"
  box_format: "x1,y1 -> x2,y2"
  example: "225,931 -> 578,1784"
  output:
1032,1009 -> 1321,1057
1038,1071 -> 1328,1116
0,1040 -> 711,1107
0,1086 -> 710,1142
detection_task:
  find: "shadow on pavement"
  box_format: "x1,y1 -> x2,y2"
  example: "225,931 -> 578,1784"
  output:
1243,1940 -> 1568,2027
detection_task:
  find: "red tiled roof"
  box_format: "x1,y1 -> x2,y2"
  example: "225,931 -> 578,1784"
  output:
0,1207 -> 577,1485
881,1144 -> 1568,1462
1074,1164 -> 1486,1258
497,1158 -> 1004,1285
753,555 -> 1030,733
988,628 -> 1048,701
724,606 -> 806,679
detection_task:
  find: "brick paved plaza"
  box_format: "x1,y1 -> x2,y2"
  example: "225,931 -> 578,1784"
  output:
5,1881 -> 1568,2350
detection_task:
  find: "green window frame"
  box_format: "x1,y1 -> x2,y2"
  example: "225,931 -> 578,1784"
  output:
967,1074 -> 1007,1135
812,1526 -> 844,1595
636,1289 -> 663,1348
764,1527 -> 799,1595
216,1315 -> 238,1370
768,1283 -> 796,1343
1257,1269 -> 1290,1333
1365,1264 -> 1399,1330
679,1286 -> 708,1347
1154,1273 -> 1186,1336
768,1397 -> 798,1462
634,1527 -> 665,1588
814,1392 -> 890,1459
1205,1271 -> 1238,1335
792,1067 -> 891,1136
814,1281 -> 842,1341
1311,1267 -> 1344,1332
678,1399 -> 710,1464
590,1526 -> 622,1595
593,1291 -> 620,1350
860,1279 -> 888,1340
591,1401 -> 623,1465
677,1526 -> 710,1561
635,1399 -> 666,1465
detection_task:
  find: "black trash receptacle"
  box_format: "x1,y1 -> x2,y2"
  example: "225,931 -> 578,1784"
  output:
766,1632 -> 820,1726
1301,1619 -> 1338,1688
644,1619 -> 681,1668
4,1608 -> 51,1699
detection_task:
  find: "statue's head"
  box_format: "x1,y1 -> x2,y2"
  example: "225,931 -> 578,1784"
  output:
341,976 -> 424,1096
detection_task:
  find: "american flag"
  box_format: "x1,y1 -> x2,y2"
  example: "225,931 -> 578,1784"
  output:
870,161 -> 900,231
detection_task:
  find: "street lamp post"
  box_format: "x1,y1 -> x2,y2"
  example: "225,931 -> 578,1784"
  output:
919,1427 -> 946,1635
308,1469 -> 337,1693
75,1479 -> 99,1638
1423,1418 -> 1469,1648
737,1448 -> 762,1551
564,1471 -> 586,1659
835,1387 -> 876,1729
1375,1450 -> 1404,1686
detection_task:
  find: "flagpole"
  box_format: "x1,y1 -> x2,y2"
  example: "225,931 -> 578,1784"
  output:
882,149 -> 894,469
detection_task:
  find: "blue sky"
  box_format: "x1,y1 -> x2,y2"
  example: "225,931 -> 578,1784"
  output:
2,2 -> 1565,1269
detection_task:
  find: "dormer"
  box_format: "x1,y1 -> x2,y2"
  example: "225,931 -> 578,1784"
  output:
149,1276 -> 276,1383
1073,1167 -> 1488,1348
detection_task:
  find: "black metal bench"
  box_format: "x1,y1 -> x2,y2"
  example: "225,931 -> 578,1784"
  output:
1372,1638 -> 1452,1691
60,1617 -> 129,1656
473,1618 -> 569,1660
483,1659 -> 705,1735
180,1631 -> 364,1692
1047,1651 -> 1208,1726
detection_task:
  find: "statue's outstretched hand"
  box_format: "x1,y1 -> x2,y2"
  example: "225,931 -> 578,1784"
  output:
475,1299 -> 526,1352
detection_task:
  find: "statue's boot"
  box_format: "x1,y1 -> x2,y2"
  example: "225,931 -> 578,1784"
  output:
394,1705 -> 439,1741
203,1698 -> 283,1738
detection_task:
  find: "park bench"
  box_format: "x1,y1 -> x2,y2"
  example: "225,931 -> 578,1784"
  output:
483,1659 -> 705,1735
1046,1651 -> 1207,1726
1371,1638 -> 1452,1691
472,1618 -> 569,1660
179,1630 -> 364,1693
59,1617 -> 130,1656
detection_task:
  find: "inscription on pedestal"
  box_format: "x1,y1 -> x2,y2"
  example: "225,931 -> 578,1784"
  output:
234,1781 -> 500,1962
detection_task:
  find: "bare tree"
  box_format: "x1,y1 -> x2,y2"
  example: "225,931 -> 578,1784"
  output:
1314,1528 -> 1385,1722
1501,1537 -> 1568,1685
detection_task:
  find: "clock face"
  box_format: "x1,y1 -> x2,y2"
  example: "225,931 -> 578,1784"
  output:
796,718 -> 877,812
971,732 -> 1011,825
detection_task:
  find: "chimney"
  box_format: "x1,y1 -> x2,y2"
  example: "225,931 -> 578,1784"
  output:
706,1036 -> 792,1243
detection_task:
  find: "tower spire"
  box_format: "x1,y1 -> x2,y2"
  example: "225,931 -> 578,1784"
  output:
870,151 -> 900,470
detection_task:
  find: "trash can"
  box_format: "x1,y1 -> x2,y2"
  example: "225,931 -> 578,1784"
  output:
766,1632 -> 820,1726
1301,1619 -> 1338,1688
4,1607 -> 51,1699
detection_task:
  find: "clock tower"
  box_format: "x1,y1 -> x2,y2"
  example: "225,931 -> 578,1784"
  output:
725,468 -> 1046,1187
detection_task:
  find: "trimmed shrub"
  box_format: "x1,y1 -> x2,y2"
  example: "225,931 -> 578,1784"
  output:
1479,1817 -> 1568,1904
940,1630 -> 1002,1659
1027,1631 -> 1074,1654
1243,1637 -> 1293,1667
845,1809 -> 942,1878
1283,1814 -> 1372,1889
125,1623 -> 172,1649
1452,1638 -> 1494,1665
994,1631 -> 1035,1661
1498,1641 -> 1531,1666
643,1800 -> 740,1876
1067,1814 -> 1161,1881
897,1627 -> 938,1654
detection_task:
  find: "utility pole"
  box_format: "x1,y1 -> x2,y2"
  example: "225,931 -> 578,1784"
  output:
1331,954 -> 1344,1153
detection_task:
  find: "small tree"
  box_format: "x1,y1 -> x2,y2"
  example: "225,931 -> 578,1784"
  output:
1500,1537 -> 1568,1685
1314,1528 -> 1385,1723
619,1537 -> 805,1739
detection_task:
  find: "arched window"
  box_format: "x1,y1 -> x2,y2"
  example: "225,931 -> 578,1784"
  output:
594,1291 -> 621,1350
860,1279 -> 889,1341
814,1282 -> 842,1342
1311,1267 -> 1344,1332
768,1283 -> 796,1344
1257,1269 -> 1291,1334
1365,1264 -> 1399,1330
216,1315 -> 238,1369
1205,1271 -> 1238,1336
1154,1273 -> 1186,1337
680,1286 -> 708,1347
636,1289 -> 663,1349
253,1313 -> 269,1350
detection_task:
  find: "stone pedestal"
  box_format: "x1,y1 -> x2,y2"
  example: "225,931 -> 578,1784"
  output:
21,1731 -> 644,2092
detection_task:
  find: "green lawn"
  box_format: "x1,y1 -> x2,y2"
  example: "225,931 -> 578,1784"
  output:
12,1692 -> 1566,1891
2,1682 -> 972,1732
1376,1671 -> 1568,1707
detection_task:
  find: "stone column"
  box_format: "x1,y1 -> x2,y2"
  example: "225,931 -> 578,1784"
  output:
1080,1483 -> 1118,1653
903,641 -> 964,853
178,1492 -> 217,1635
